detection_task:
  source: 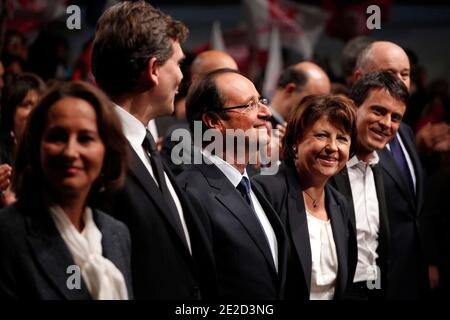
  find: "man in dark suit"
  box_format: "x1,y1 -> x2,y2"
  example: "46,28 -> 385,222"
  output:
330,71 -> 409,299
177,68 -> 288,299
354,41 -> 429,299
91,1 -> 215,300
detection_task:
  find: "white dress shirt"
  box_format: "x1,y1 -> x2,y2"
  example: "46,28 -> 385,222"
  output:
306,211 -> 338,300
347,153 -> 380,282
201,150 -> 279,272
114,105 -> 192,254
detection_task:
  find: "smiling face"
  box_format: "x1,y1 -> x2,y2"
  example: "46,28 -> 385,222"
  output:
294,115 -> 351,181
215,72 -> 272,150
40,97 -> 105,202
356,88 -> 406,160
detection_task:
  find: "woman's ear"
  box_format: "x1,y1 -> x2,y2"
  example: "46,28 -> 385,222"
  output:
202,112 -> 223,131
147,57 -> 159,86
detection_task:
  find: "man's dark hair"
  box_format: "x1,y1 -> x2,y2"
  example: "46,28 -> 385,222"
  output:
185,68 -> 241,134
350,71 -> 409,107
91,0 -> 188,98
276,66 -> 307,89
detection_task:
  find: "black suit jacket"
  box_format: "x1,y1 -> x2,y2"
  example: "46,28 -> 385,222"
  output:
377,123 -> 429,299
329,163 -> 390,297
0,201 -> 132,299
177,162 -> 288,300
101,143 -> 216,300
253,163 -> 356,300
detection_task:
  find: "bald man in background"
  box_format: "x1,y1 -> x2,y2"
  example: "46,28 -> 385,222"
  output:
269,61 -> 330,129
353,40 -> 429,299
266,62 -> 330,163
354,41 -> 411,90
191,50 -> 238,82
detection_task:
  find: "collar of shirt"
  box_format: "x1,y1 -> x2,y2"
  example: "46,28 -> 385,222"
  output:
347,152 -> 379,170
114,104 -> 147,149
201,149 -> 248,188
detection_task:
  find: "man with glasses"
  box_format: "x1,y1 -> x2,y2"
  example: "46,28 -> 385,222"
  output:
177,68 -> 288,299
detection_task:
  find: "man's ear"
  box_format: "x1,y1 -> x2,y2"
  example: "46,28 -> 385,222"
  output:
202,112 -> 223,131
285,83 -> 297,95
352,69 -> 363,84
147,57 -> 159,86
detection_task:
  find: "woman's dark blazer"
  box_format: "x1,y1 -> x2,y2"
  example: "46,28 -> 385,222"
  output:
0,200 -> 133,299
252,162 -> 357,300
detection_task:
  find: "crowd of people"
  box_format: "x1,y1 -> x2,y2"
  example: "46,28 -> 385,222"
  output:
0,0 -> 449,301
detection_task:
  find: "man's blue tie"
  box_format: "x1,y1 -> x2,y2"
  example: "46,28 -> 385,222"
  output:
236,176 -> 254,210
389,135 -> 415,196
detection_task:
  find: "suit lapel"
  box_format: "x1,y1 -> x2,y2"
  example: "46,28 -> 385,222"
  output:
127,143 -> 190,253
372,164 -> 390,288
378,125 -> 420,212
378,147 -> 416,211
25,210 -> 91,300
284,165 -> 312,293
330,168 -> 356,232
398,125 -> 425,213
252,183 -> 289,287
325,186 -> 348,298
198,164 -> 278,275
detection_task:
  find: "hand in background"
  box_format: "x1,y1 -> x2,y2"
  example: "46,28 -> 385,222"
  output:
0,164 -> 12,192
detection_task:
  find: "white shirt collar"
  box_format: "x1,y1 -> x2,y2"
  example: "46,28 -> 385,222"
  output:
114,104 -> 147,148
201,149 -> 248,188
347,151 -> 379,169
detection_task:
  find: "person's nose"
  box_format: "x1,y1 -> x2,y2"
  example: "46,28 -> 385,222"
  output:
62,136 -> 79,159
258,102 -> 272,119
326,137 -> 338,153
379,114 -> 391,130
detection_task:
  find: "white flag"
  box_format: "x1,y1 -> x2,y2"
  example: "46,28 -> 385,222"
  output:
262,27 -> 283,100
210,20 -> 226,51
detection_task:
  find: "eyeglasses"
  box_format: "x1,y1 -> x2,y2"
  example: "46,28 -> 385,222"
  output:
221,98 -> 269,113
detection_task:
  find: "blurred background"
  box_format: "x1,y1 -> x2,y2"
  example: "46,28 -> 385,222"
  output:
1,0 -> 450,88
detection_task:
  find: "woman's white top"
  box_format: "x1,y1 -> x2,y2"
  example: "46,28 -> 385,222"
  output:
306,211 -> 338,300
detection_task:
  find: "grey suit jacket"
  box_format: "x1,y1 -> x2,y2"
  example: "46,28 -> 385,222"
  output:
0,201 -> 132,299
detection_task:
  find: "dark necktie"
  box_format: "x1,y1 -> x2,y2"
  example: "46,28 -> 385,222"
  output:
236,176 -> 275,266
236,176 -> 254,210
389,135 -> 415,196
142,130 -> 187,243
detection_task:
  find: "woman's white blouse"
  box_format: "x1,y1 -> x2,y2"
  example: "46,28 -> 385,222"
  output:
306,211 -> 338,300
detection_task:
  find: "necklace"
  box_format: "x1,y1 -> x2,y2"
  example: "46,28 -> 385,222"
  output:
303,190 -> 319,208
